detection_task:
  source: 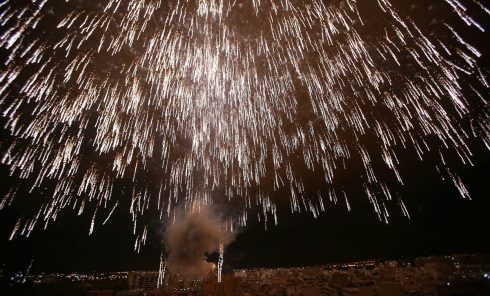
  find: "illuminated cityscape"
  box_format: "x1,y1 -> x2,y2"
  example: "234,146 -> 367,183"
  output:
1,254 -> 490,295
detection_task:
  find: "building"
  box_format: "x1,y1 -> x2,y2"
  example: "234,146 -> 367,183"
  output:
128,272 -> 159,291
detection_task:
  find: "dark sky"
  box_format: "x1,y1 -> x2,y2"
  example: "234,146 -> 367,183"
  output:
0,0 -> 489,274
0,144 -> 489,273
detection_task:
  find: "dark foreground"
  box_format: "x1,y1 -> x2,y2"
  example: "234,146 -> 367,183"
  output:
1,254 -> 489,295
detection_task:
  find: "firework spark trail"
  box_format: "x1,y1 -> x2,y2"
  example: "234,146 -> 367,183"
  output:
157,252 -> 166,288
0,0 -> 488,246
218,240 -> 224,283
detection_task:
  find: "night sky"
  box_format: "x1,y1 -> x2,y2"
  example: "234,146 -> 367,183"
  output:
0,144 -> 489,273
0,0 -> 489,274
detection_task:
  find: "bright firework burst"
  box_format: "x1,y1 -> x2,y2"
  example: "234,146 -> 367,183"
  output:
0,0 -> 488,251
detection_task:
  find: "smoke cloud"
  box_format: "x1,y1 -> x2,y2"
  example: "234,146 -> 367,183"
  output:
164,206 -> 234,276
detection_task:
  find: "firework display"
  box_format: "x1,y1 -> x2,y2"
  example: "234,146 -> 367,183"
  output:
0,0 -> 488,250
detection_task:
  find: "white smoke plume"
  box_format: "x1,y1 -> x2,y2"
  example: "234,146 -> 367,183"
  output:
164,206 -> 234,276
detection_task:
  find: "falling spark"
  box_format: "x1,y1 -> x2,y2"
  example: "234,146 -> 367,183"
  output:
0,0 -> 488,244
217,240 -> 224,283
157,252 -> 166,288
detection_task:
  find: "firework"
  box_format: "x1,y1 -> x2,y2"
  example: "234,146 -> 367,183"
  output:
157,252 -> 166,288
218,240 -> 224,283
0,0 -> 488,249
